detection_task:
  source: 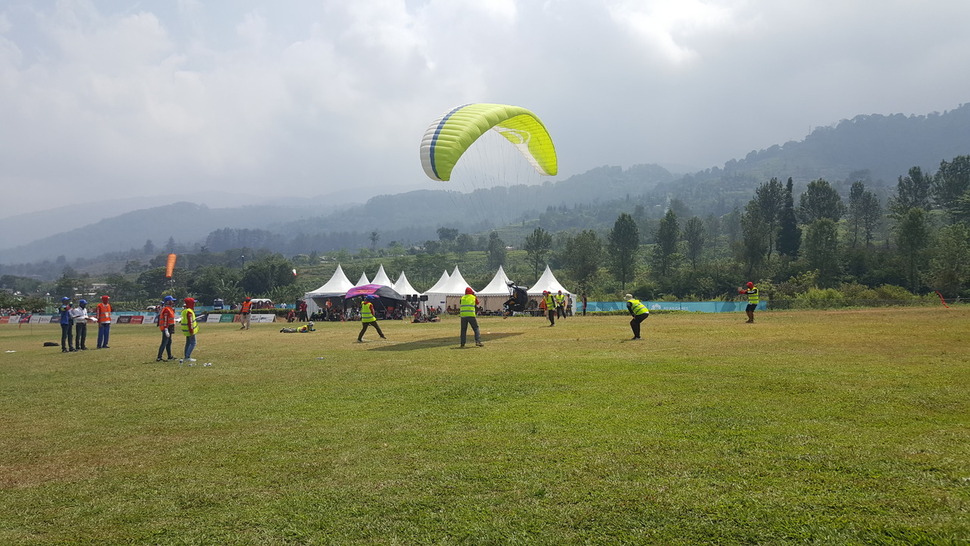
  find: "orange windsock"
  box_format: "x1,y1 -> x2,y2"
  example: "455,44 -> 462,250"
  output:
165,253 -> 177,279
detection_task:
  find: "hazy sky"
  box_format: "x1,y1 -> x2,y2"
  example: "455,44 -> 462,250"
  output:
2,0 -> 969,217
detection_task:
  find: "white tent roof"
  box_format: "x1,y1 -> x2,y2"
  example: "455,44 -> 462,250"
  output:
306,264 -> 355,297
393,271 -> 420,296
435,266 -> 472,295
354,272 -> 371,287
527,265 -> 573,295
371,264 -> 394,286
423,270 -> 450,294
478,265 -> 515,295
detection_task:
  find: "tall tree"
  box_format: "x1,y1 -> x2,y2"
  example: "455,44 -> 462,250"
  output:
652,209 -> 679,278
932,155 -> 970,217
802,219 -> 842,287
486,231 -> 506,269
894,207 -> 931,292
523,227 -> 553,283
860,190 -> 882,248
607,213 -> 640,289
798,179 -> 845,223
241,255 -> 296,296
753,177 -> 785,257
889,166 -> 933,217
738,207 -> 769,277
776,177 -> 802,257
562,230 -> 602,296
927,223 -> 970,296
847,181 -> 866,248
682,216 -> 706,270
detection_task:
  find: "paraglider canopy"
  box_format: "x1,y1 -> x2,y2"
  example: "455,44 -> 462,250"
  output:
420,103 -> 558,182
345,284 -> 405,301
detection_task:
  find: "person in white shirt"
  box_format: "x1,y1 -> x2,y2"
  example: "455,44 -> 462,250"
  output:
70,299 -> 93,350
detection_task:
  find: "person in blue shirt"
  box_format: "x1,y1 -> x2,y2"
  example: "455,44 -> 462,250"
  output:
59,297 -> 74,352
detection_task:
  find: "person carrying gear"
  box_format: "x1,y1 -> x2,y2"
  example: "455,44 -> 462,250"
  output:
357,296 -> 386,342
96,295 -> 112,348
459,287 -> 484,348
239,296 -> 253,330
625,293 -> 650,340
543,290 -> 557,326
180,297 -> 199,364
738,282 -> 759,323
156,296 -> 177,361
555,290 -> 567,319
281,322 -> 315,333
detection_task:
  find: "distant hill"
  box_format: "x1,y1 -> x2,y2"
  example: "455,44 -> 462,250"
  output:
3,103 -> 968,266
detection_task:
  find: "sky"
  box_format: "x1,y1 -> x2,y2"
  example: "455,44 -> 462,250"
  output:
2,0 -> 969,218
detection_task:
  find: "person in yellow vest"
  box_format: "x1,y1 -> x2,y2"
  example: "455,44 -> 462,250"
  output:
96,295 -> 112,348
555,290 -> 567,319
625,294 -> 650,340
357,296 -> 386,343
239,296 -> 253,330
738,281 -> 759,323
459,287 -> 484,348
180,297 -> 199,364
543,290 -> 557,326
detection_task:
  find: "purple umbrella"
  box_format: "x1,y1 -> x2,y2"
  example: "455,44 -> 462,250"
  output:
344,284 -> 406,301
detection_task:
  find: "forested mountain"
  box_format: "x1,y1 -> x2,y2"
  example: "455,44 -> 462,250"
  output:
3,103 -> 968,271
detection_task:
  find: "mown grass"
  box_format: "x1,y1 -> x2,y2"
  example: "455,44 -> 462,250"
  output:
1,308 -> 968,545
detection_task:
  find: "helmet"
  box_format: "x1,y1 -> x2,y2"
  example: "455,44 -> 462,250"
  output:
465,287 -> 474,295
244,296 -> 251,300
163,295 -> 175,302
184,297 -> 196,307
625,294 -> 633,300
746,282 -> 754,288
61,296 -> 70,302
308,322 -> 314,327
79,299 -> 87,305
101,295 -> 110,302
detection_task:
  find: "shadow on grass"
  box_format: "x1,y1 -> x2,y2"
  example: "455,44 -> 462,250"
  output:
366,332 -> 524,351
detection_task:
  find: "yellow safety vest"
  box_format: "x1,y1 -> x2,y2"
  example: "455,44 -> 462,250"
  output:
555,294 -> 566,306
628,298 -> 649,316
746,287 -> 760,305
361,302 -> 376,323
180,308 -> 198,336
460,294 -> 477,317
544,294 -> 556,309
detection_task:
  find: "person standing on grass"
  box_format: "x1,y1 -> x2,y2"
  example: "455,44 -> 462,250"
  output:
543,290 -> 557,327
96,295 -> 112,348
239,296 -> 253,330
59,297 -> 74,352
180,297 -> 199,363
357,295 -> 386,343
459,287 -> 484,348
156,296 -> 176,362
555,290 -> 567,319
625,294 -> 649,340
70,299 -> 91,351
738,282 -> 759,323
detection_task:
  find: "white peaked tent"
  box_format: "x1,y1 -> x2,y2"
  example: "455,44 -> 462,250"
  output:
528,265 -> 573,296
423,270 -> 450,295
392,271 -> 420,297
476,265 -> 517,312
425,266 -> 471,310
354,272 -> 371,287
305,264 -> 355,314
371,264 -> 394,287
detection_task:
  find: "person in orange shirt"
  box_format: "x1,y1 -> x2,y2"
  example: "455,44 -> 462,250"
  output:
239,296 -> 253,330
156,296 -> 176,361
96,295 -> 112,348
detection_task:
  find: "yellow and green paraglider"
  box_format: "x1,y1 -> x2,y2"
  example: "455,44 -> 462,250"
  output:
420,103 -> 558,182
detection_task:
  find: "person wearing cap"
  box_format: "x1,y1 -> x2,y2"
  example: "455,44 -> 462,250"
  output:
96,295 -> 112,348
156,296 -> 177,361
738,282 -> 759,323
58,297 -> 74,352
542,290 -> 557,326
357,295 -> 386,342
180,297 -> 199,363
625,293 -> 650,340
459,287 -> 484,348
239,296 -> 253,330
555,290 -> 567,319
70,299 -> 91,350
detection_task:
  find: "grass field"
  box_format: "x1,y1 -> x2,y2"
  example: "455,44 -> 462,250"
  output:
1,308 -> 969,545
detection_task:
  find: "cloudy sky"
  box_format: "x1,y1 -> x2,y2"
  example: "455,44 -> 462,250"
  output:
2,0 -> 969,218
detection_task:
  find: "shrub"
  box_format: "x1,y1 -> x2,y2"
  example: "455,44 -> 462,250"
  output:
794,287 -> 846,309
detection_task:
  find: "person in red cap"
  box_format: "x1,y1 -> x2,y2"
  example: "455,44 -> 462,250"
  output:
96,295 -> 112,348
459,287 -> 483,348
180,297 -> 199,363
738,281 -> 759,323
